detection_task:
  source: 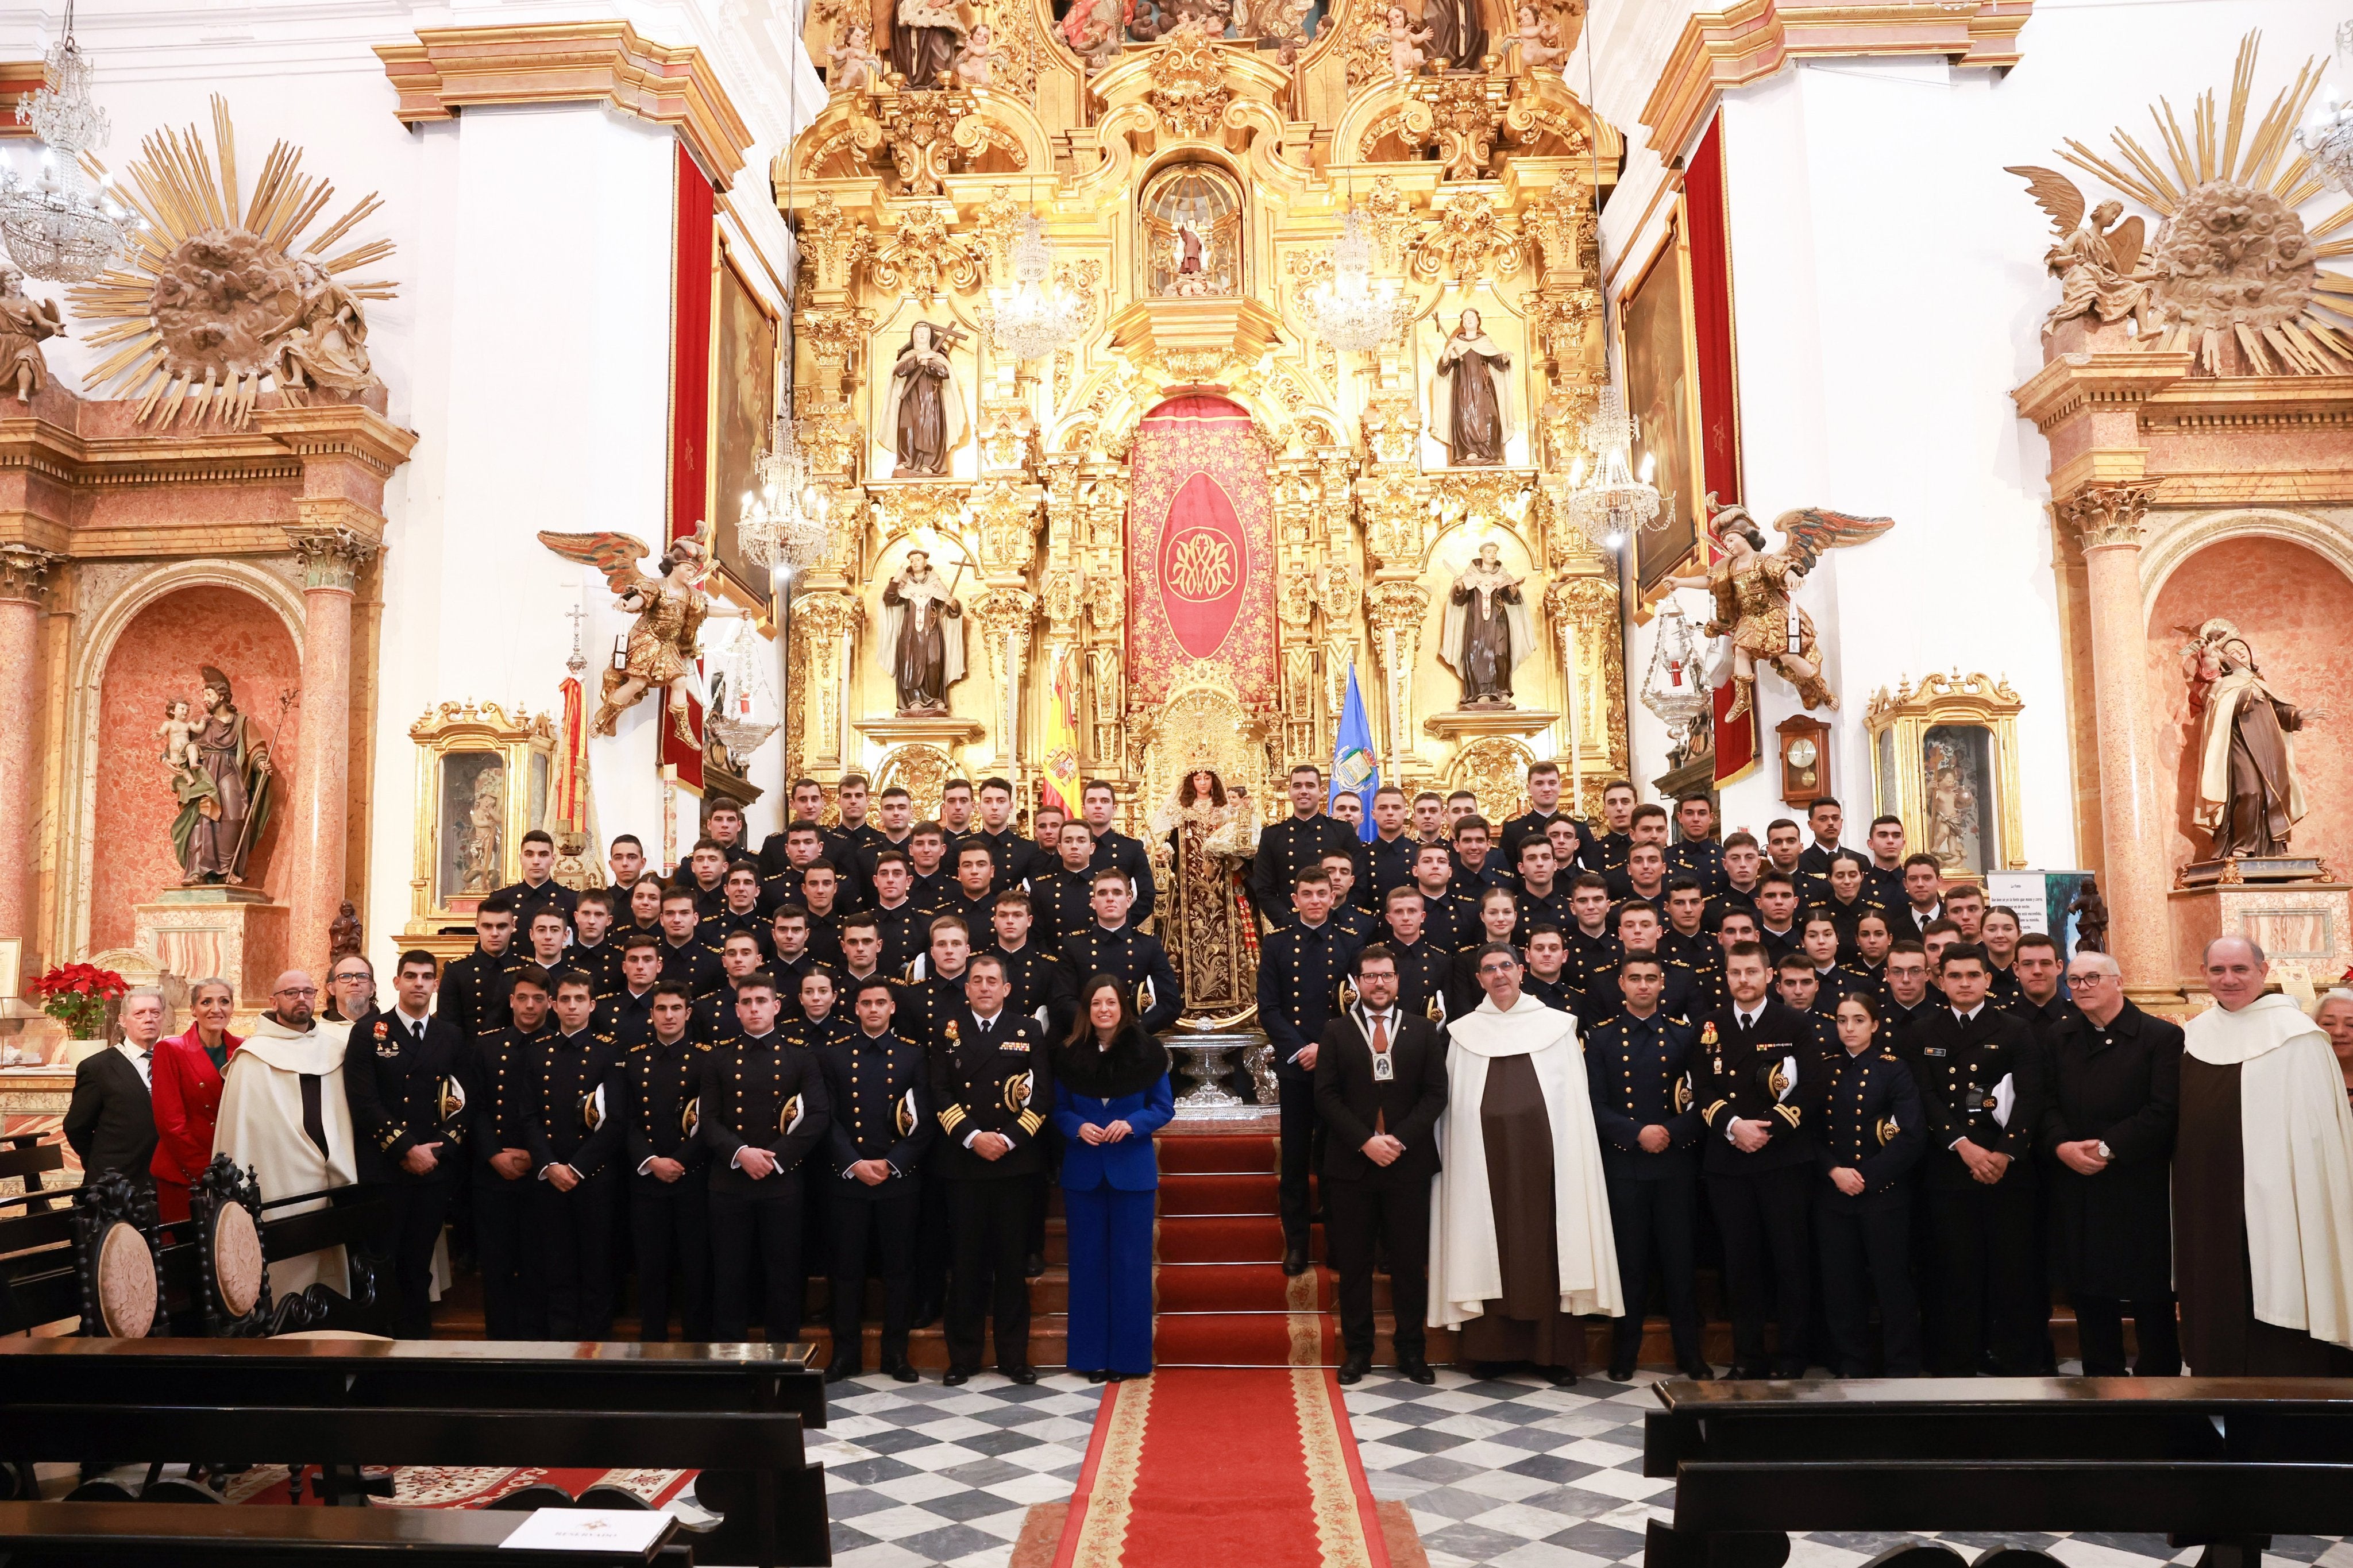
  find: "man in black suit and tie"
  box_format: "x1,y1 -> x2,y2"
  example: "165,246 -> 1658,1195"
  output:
1894,853 -> 1946,941
1314,945 -> 1446,1385
63,988 -> 165,1189
344,951 -> 472,1337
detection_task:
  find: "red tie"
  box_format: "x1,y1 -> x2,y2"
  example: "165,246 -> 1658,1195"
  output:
1371,1013 -> 1390,1054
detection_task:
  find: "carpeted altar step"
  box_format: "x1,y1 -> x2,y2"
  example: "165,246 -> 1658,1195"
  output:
1154,1261 -> 1323,1312
1153,1310 -> 1331,1366
1154,1171 -> 1282,1215
1155,1127 -> 1280,1173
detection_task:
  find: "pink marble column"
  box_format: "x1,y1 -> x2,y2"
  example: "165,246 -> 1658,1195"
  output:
2061,482 -> 2177,1000
283,526 -> 377,977
0,547 -> 59,961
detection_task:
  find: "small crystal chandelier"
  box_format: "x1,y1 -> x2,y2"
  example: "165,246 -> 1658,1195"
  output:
704,620 -> 781,768
740,414 -> 835,574
985,217 -> 1081,363
1556,383 -> 1672,551
1302,208 -> 1410,353
2297,21 -> 2353,195
1640,598 -> 1712,728
1,1 -> 141,282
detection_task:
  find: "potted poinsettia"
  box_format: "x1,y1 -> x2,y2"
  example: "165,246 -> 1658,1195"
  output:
27,963 -> 130,1044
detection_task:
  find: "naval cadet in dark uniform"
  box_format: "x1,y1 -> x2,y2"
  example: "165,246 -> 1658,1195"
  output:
523,970 -> 626,1339
619,981 -> 713,1342
1058,871 -> 1183,1033
1499,760 -> 1599,869
1585,954 -> 1710,1381
1897,943 -> 2047,1376
1814,990 -> 1926,1377
466,962 -> 552,1339
1521,926 -> 1580,1013
704,972 -> 832,1344
1379,885 -> 1454,1032
1029,822 -> 1107,952
1407,844 -> 1480,955
973,777 -> 1047,890
1250,767 -> 1359,926
1665,795 -> 1726,898
437,895 -> 523,1038
603,934 -> 665,1045
656,888 -> 726,999
1577,903 -> 1700,1026
819,978 -> 934,1382
493,829 -> 579,936
345,949 -> 472,1338
932,953 -> 1053,1384
977,891 -> 1077,1034
939,843 -> 1003,937
1256,868 -> 1363,1276
1080,779 -> 1159,928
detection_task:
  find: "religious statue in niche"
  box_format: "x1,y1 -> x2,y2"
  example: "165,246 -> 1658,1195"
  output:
1150,767 -> 1261,1016
1922,728 -> 1986,872
2180,618 -> 2327,859
1420,0 -> 1487,71
1432,310 -> 1511,466
880,549 -> 966,713
893,0 -> 966,86
2066,875 -> 2107,955
536,520 -> 751,741
2006,167 -> 2155,335
1666,499 -> 1893,721
457,768 -> 504,894
0,265 -> 65,403
1438,541 -> 1533,708
169,667 -> 278,887
883,320 -> 969,477
830,24 -> 884,90
1142,165 -> 1243,299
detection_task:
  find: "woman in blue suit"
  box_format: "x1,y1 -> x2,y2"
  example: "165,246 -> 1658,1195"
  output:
1053,974 -> 1174,1382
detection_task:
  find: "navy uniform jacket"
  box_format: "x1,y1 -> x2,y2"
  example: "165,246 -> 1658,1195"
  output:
619,1033 -> 713,1185
1507,885 -> 1576,947
1796,842 -> 1848,878
1584,1009 -> 1704,1180
1665,838 -> 1727,898
1059,922 -> 1183,1032
437,945 -> 524,1038
783,1010 -> 858,1053
1586,828 -> 1632,874
908,870 -> 952,913
1089,828 -> 1158,925
1698,999 -> 1824,1176
872,899 -> 931,978
1982,964 -> 2025,1010
657,937 -> 726,999
1364,833 -> 1420,907
600,986 -> 658,1047
1579,956 -> 1702,1032
1660,926 -> 1719,981
494,878 -> 578,936
468,1022 -> 546,1169
1756,921 -> 1803,966
1250,814 -> 1359,915
1896,1003 -> 2045,1191
522,1026 -> 625,1179
344,1008 -> 471,1185
978,940 -> 1079,1036
1808,964 -> 1864,1009
1815,1044 -> 1924,1210
1502,809 -> 1598,869
701,1030 -> 832,1194
818,1026 -> 934,1188
1415,887 -> 1486,956
936,889 -> 999,943
1602,870 -> 1671,909
1807,893 -> 1887,961
1563,928 -> 1619,997
1383,936 -> 1453,1030
691,984 -> 750,1044
929,1007 -> 1054,1180
1864,862 -> 1907,913
1326,903 -> 1378,944
1522,972 -> 1577,1013
894,971 -> 974,1054
1256,918 -> 1362,1076
971,825 -> 1046,892
1025,866 -> 1100,951
566,940 -> 626,1003
853,832 -> 918,889
1702,883 -> 1762,933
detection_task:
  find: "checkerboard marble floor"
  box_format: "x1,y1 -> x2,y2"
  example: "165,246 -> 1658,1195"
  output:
1341,1366 -> 2353,1568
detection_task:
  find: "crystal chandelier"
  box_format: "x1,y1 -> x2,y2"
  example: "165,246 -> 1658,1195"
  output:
1640,598 -> 1712,727
704,620 -> 780,768
2298,21 -> 2353,195
1302,208 -> 1410,353
985,217 -> 1081,363
1,4 -> 140,282
740,414 -> 835,573
1557,383 -> 1672,551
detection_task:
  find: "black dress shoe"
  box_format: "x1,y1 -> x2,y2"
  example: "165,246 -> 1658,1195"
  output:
1025,1253 -> 1046,1279
884,1358 -> 920,1384
1337,1354 -> 1371,1385
1679,1360 -> 1716,1381
1086,1369 -> 1109,1384
1106,1370 -> 1128,1383
824,1356 -> 862,1383
1726,1363 -> 1766,1380
1543,1365 -> 1580,1388
1399,1356 -> 1437,1385
1004,1366 -> 1039,1385
942,1368 -> 972,1387
1281,1243 -> 1309,1276
1607,1361 -> 1637,1382
1770,1360 -> 1807,1380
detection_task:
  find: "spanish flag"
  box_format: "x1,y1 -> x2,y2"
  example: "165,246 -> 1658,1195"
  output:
1041,644 -> 1082,815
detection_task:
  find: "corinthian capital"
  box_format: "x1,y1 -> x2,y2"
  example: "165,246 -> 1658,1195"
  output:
284,522 -> 382,592
2058,481 -> 2158,551
0,543 -> 63,604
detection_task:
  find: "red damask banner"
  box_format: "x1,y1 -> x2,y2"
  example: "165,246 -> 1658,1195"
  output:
1127,396 -> 1276,711
663,145 -> 715,789
1684,121 -> 1757,789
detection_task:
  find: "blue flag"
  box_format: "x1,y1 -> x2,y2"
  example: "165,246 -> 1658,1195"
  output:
1330,663 -> 1378,842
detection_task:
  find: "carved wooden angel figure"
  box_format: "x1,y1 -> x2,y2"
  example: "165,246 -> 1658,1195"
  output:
0,265 -> 65,404
1665,497 -> 1893,721
1384,5 -> 1432,84
830,24 -> 883,91
953,25 -> 998,86
537,520 -> 751,741
2007,165 -> 2156,335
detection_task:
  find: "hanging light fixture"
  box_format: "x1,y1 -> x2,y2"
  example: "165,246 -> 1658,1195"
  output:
2298,21 -> 2353,194
1,0 -> 140,281
740,413 -> 835,573
703,619 -> 781,768
1640,598 -> 1711,728
1302,207 -> 1410,353
984,214 -> 1082,363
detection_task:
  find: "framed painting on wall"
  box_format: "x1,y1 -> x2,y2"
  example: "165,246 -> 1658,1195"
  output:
709,240 -> 780,596
1617,210 -> 1704,593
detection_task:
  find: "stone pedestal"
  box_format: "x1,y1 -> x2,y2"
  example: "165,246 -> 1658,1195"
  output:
134,889 -> 288,1010
2170,881 -> 2353,996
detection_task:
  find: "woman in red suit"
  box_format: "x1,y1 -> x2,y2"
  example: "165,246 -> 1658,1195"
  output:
151,979 -> 242,1222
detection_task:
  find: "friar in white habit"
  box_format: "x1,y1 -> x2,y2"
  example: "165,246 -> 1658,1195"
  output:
1428,940 -> 1621,1384
215,969 -> 360,1297
2173,936 -> 2353,1374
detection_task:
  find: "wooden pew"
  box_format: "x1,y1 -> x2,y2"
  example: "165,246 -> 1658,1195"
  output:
1642,1377 -> 2353,1568
0,1403 -> 807,1566
0,1500 -> 690,1566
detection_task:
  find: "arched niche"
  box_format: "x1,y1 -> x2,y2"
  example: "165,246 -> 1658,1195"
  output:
1139,162 -> 1247,299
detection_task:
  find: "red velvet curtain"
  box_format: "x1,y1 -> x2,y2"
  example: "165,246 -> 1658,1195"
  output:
663,145 -> 716,787
1684,121 -> 1754,789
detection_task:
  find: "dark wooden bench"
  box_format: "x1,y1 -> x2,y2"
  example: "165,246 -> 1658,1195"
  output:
1642,1377 -> 2353,1568
0,1134 -> 65,1212
0,1500 -> 689,1565
0,1403 -> 807,1566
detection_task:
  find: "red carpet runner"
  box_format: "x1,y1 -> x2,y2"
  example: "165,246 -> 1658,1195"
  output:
1154,1126 -> 1338,1367
1053,1368 -> 1389,1568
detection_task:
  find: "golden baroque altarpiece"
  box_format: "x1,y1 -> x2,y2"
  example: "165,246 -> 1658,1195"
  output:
778,0 -> 1627,837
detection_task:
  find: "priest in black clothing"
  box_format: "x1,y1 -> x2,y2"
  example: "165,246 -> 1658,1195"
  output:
619,982 -> 713,1342
1315,945 -> 1446,1384
1250,766 -> 1359,928
523,971 -> 626,1339
818,978 -> 934,1382
704,972 -> 831,1345
1257,867 -> 1363,1276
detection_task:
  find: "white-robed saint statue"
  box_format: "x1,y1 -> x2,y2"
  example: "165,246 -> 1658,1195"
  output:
213,970 -> 360,1299
1428,941 -> 1621,1378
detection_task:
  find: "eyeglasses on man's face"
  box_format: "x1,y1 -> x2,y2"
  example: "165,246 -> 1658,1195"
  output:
2065,973 -> 2112,987
275,986 -> 319,999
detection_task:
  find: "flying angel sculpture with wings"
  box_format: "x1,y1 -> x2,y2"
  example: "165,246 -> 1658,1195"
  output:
1665,498 -> 1894,721
537,520 -> 752,742
2006,165 -> 2156,335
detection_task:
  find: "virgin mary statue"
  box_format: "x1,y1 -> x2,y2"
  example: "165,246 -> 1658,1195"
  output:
1150,768 -> 1262,1018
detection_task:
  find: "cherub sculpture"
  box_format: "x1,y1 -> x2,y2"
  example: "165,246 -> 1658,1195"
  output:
1059,0 -> 1124,71
537,519 -> 753,742
156,698 -> 203,782
954,25 -> 998,86
1385,5 -> 1432,83
1513,5 -> 1567,68
2006,165 -> 2157,335
1666,497 -> 1895,720
830,24 -> 883,90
